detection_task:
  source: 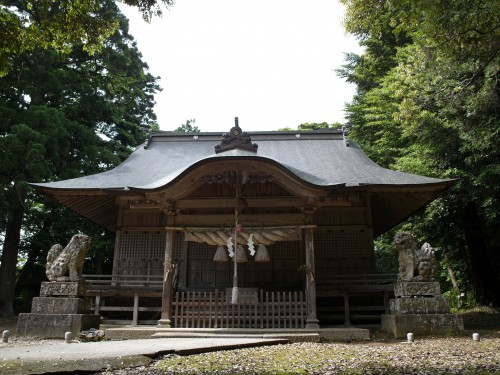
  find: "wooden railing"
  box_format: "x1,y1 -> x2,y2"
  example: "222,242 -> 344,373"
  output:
82,273 -> 395,327
172,290 -> 306,329
316,273 -> 397,293
84,274 -> 164,290
83,274 -> 163,325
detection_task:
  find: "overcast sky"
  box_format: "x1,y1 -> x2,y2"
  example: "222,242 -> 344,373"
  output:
119,0 -> 363,132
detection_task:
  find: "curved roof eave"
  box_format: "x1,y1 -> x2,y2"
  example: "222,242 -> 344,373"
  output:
29,135 -> 456,194
123,153 -> 346,194
354,179 -> 458,191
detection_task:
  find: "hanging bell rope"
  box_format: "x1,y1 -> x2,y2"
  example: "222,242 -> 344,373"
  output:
231,210 -> 239,304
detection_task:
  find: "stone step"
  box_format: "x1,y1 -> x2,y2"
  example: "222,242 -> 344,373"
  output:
101,326 -> 371,342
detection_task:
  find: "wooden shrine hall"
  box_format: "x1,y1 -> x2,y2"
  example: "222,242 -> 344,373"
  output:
32,120 -> 454,328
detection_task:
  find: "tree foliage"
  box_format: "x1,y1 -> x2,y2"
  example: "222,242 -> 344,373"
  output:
0,0 -> 174,76
0,0 -> 160,316
278,122 -> 343,131
175,119 -> 200,133
340,0 -> 500,305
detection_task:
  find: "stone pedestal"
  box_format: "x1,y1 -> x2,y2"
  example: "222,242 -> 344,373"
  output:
382,281 -> 463,338
17,281 -> 101,338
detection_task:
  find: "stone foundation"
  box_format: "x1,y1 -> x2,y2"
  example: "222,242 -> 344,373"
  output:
31,297 -> 91,314
17,313 -> 101,338
389,296 -> 450,314
394,281 -> 441,297
381,313 -> 464,338
17,281 -> 100,339
40,280 -> 88,297
382,281 -> 463,338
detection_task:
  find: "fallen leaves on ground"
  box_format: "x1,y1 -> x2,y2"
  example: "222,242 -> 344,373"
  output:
104,333 -> 500,375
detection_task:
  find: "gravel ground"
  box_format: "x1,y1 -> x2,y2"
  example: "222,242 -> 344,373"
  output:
97,330 -> 500,375
2,310 -> 499,375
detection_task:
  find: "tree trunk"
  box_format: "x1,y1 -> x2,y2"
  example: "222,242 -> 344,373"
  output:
0,208 -> 23,317
443,250 -> 460,293
462,202 -> 500,306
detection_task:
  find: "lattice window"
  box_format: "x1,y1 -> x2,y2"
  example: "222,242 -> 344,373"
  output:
188,241 -> 213,258
117,231 -> 184,277
149,233 -> 165,259
120,232 -> 183,260
173,232 -> 183,260
268,240 -> 299,258
120,233 -> 150,259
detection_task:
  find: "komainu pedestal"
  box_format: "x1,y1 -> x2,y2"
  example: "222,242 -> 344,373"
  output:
17,281 -> 100,338
382,233 -> 463,338
381,281 -> 464,338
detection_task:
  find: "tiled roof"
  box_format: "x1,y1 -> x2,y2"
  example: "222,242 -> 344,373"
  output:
32,130 -> 449,191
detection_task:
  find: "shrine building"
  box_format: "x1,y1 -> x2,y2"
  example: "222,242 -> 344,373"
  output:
32,121 -> 454,328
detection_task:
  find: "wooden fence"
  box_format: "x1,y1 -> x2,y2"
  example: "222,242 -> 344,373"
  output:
172,290 -> 306,329
84,275 -> 306,328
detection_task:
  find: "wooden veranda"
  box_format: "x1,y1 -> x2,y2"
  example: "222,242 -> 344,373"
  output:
83,273 -> 395,327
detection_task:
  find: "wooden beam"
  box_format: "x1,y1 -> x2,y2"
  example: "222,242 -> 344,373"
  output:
118,226 -> 167,232
124,196 -> 356,211
173,213 -> 305,227
315,225 -> 369,231
165,224 -> 316,230
175,197 -> 305,209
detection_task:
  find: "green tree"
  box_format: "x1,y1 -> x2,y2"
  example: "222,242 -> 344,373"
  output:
175,119 -> 200,133
0,0 -> 174,76
340,0 -> 500,305
297,122 -> 343,131
0,0 -> 160,316
278,122 -> 343,131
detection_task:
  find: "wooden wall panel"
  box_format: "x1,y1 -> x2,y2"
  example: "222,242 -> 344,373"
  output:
121,210 -> 166,228
314,207 -> 368,226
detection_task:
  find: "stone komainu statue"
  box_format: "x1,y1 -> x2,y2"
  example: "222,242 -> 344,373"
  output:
393,232 -> 438,281
45,234 -> 91,282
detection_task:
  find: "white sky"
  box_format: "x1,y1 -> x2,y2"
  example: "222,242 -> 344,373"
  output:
119,0 -> 363,132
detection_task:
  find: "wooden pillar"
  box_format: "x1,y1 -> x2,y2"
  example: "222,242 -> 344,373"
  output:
304,210 -> 320,329
111,230 -> 122,286
112,203 -> 124,283
343,293 -> 351,326
158,213 -> 175,327
365,193 -> 376,271
132,292 -> 139,326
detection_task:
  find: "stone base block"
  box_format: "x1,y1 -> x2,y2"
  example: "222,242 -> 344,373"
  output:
16,313 -> 101,338
40,281 -> 87,297
394,281 -> 441,297
381,313 -> 464,339
31,297 -> 92,314
389,296 -> 451,314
